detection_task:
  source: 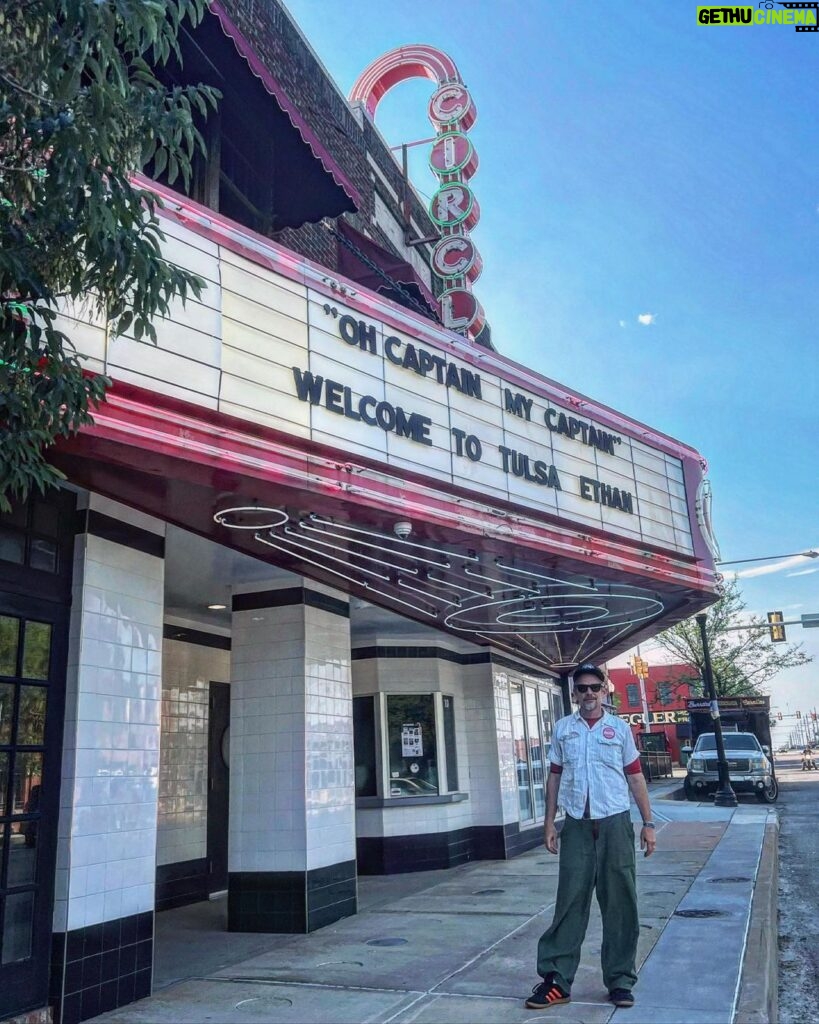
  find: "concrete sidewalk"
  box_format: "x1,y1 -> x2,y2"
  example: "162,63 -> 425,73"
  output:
94,787 -> 777,1024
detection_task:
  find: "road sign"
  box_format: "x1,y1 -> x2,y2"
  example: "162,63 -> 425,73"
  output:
801,613 -> 819,628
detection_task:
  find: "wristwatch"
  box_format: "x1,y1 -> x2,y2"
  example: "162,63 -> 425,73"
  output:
642,821 -> 656,828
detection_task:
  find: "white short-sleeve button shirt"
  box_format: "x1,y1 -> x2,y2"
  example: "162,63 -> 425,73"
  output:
549,710 -> 640,820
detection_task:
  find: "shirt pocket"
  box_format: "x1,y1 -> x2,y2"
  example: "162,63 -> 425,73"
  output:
563,734 -> 581,764
598,737 -> 623,767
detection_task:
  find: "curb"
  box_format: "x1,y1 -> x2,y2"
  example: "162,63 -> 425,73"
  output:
734,816 -> 779,1023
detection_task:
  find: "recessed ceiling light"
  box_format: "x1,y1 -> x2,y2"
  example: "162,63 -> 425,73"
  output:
208,603 -> 227,610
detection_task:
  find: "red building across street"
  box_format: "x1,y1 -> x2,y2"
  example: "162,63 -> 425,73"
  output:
607,663 -> 698,763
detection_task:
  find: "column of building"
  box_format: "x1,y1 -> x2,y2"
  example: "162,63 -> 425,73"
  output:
51,498 -> 165,1024
227,582 -> 356,932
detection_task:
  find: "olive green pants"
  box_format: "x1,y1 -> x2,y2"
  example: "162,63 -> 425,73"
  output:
536,811 -> 639,992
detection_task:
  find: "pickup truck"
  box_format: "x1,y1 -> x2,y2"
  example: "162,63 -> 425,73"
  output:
684,731 -> 778,803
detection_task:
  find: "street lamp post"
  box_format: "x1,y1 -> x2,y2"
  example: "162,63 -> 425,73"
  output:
716,549 -> 818,566
695,612 -> 738,808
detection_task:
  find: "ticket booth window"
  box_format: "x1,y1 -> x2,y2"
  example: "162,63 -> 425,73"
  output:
386,695 -> 439,798
353,693 -> 461,801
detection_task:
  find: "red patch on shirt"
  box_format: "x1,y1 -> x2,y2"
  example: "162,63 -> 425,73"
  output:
602,726 -> 616,739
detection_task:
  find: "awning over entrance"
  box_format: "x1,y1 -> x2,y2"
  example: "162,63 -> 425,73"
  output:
165,6 -> 358,231
209,3 -> 362,213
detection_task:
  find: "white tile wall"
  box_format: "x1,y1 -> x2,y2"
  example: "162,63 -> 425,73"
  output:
304,604 -> 355,871
156,639 -> 230,867
462,662 -> 505,826
229,592 -> 355,874
54,526 -> 164,933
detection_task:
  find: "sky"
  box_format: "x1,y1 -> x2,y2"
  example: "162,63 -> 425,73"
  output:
285,0 -> 818,729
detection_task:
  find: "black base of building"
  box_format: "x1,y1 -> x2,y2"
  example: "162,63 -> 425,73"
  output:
503,821 -> 545,858
227,860 -> 357,933
357,822 -> 542,874
155,858 -> 209,911
50,911 -> 153,1024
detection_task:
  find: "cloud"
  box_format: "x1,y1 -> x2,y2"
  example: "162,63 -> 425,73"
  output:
786,567 -> 819,578
637,313 -> 656,326
735,550 -> 819,579
618,320 -> 627,328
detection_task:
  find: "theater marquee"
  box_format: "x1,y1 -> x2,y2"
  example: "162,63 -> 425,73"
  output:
288,291 -> 695,555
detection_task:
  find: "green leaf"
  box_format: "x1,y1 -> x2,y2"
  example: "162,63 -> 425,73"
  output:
0,0 -> 218,509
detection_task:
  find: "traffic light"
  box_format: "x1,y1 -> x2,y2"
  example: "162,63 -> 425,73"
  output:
767,610 -> 786,643
777,712 -> 783,720
629,655 -> 649,678
796,710 -> 802,719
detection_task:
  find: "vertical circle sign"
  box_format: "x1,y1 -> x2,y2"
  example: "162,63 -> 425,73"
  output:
431,236 -> 481,281
441,288 -> 485,333
429,183 -> 479,230
428,84 -> 476,131
429,132 -> 478,180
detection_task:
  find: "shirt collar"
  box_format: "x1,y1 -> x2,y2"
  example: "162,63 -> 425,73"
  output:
572,708 -> 608,726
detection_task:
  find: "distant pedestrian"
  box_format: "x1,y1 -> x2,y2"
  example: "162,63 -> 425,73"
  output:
525,663 -> 656,1011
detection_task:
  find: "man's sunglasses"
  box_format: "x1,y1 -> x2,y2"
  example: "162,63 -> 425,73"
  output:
575,682 -> 603,693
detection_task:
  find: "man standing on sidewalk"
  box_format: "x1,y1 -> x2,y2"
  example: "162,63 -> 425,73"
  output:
525,663 -> 657,1011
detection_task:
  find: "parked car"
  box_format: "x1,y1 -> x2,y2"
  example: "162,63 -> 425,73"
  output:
684,732 -> 777,803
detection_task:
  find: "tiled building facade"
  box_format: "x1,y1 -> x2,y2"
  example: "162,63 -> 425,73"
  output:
0,2 -> 719,1021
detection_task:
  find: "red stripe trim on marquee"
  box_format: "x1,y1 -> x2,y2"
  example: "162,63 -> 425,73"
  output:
126,177 -> 716,574
62,379 -> 715,596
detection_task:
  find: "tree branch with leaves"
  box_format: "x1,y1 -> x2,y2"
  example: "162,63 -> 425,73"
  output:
652,577 -> 812,697
0,0 -> 219,509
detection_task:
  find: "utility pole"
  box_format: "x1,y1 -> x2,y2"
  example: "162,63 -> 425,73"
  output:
696,613 -> 737,807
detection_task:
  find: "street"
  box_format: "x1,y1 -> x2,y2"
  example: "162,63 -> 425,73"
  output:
776,751 -> 819,1023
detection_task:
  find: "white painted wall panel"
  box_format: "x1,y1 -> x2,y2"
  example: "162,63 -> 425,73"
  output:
142,313 -> 222,368
383,380 -> 451,434
221,345 -> 303,397
157,230 -> 221,285
107,335 -> 221,398
111,367 -> 219,410
219,376 -> 310,434
158,216 -> 219,258
222,290 -> 307,350
448,376 -> 504,429
221,260 -> 307,320
309,345 -> 386,397
54,314 -> 107,364
505,475 -> 560,515
221,318 -> 304,370
451,454 -> 513,501
384,446 -> 454,483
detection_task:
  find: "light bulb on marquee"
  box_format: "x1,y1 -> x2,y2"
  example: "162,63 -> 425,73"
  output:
350,45 -> 488,342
